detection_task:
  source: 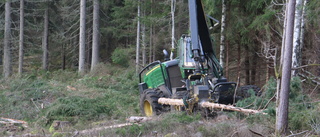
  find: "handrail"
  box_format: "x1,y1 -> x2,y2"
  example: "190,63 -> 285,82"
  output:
139,61 -> 167,88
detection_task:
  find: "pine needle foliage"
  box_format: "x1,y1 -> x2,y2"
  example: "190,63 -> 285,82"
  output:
44,96 -> 112,123
0,63 -> 140,128
111,47 -> 134,67
235,77 -> 319,132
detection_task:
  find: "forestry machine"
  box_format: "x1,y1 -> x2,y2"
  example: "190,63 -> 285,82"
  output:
138,0 -> 259,117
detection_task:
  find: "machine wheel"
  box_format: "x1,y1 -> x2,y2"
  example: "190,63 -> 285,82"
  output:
238,85 -> 261,98
140,89 -> 162,117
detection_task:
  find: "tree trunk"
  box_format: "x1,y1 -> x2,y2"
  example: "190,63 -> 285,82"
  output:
251,47 -> 258,85
86,28 -> 92,70
3,1 -> 12,78
149,24 -> 153,63
135,0 -> 141,74
91,0 -> 100,71
79,0 -> 86,74
276,0 -> 288,108
142,21 -> 146,67
276,0 -> 296,135
19,0 -> 24,75
292,0 -> 304,76
42,2 -> 49,71
244,45 -> 250,85
299,0 -> 307,57
170,0 -> 176,60
226,40 -> 229,79
158,98 -> 266,115
62,44 -> 66,70
219,0 -> 227,68
237,43 -> 241,84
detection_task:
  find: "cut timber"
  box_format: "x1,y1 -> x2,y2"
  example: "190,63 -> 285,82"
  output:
158,98 -> 266,115
158,98 -> 184,106
200,102 -> 267,115
0,117 -> 27,124
126,116 -> 152,123
69,117 -> 151,135
0,117 -> 28,132
78,123 -> 135,134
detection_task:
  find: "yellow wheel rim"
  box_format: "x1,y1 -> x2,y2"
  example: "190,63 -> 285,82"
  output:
144,100 -> 153,117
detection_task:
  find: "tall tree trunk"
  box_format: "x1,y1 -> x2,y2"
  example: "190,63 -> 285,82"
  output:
226,41 -> 229,79
4,1 -> 12,78
19,0 -> 24,75
86,28 -> 91,69
149,25 -> 153,63
170,0 -> 176,60
135,0 -> 141,74
292,0 -> 304,76
62,44 -> 66,70
244,45 -> 250,85
276,0 -> 296,135
91,0 -> 100,71
142,21 -> 146,67
251,55 -> 257,85
219,0 -> 227,68
149,0 -> 154,63
276,0 -> 288,112
237,43 -> 241,83
42,2 -> 49,71
299,0 -> 307,61
79,0 -> 86,74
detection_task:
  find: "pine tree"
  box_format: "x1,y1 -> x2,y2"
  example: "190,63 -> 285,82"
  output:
42,1 -> 49,71
79,0 -> 86,73
91,0 -> 100,71
3,1 -> 12,78
136,0 -> 141,73
292,0 -> 304,76
19,0 -> 25,75
276,0 -> 296,135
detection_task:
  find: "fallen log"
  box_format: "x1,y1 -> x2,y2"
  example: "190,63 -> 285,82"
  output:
78,123 -> 135,134
0,117 -> 27,124
200,102 -> 267,114
158,98 -> 266,115
0,117 -> 28,132
126,116 -> 152,123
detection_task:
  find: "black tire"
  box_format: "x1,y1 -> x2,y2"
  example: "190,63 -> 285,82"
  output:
140,89 -> 162,117
238,85 -> 261,98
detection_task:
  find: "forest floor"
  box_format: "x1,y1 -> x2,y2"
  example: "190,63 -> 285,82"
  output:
0,63 -> 319,137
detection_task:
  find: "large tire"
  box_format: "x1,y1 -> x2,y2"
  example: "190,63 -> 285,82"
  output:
238,85 -> 261,98
140,89 -> 162,117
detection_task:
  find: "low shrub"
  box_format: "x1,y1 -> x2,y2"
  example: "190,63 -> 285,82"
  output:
111,48 -> 133,67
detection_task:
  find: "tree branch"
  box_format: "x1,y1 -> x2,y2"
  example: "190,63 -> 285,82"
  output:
291,64 -> 320,70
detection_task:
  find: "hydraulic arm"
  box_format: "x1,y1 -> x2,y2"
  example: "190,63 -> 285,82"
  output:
188,0 -> 223,78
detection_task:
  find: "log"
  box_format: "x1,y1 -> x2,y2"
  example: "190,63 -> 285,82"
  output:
126,116 -> 152,123
76,116 -> 151,135
200,102 -> 267,115
158,98 -> 184,106
158,98 -> 266,115
0,117 -> 28,132
79,123 -> 134,134
0,117 -> 27,124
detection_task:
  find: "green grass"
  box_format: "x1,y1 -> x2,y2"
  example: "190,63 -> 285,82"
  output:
0,63 -> 140,128
1,66 -> 320,136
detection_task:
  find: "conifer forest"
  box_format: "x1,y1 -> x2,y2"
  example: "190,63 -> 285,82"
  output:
0,0 -> 319,136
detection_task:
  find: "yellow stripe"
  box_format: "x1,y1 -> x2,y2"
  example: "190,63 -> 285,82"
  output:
146,65 -> 160,76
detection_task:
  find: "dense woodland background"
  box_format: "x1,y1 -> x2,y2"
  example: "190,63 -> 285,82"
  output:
0,0 -> 319,87
0,0 -> 319,136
